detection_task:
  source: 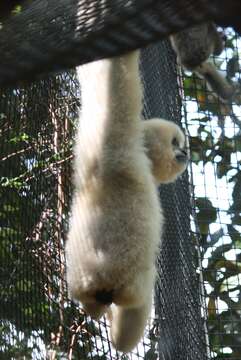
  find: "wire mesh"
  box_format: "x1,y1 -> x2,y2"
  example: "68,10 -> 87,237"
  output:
182,28 -> 241,360
0,11 -> 241,360
0,39 -> 205,359
140,43 -> 208,360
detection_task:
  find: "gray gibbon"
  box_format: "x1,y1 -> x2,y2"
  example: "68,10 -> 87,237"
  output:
65,50 -> 188,352
170,22 -> 235,101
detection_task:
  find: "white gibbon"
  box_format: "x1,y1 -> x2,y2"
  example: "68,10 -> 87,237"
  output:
65,50 -> 188,353
170,22 -> 235,100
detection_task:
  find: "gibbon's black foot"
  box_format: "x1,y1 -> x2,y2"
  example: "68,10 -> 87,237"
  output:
95,289 -> 114,305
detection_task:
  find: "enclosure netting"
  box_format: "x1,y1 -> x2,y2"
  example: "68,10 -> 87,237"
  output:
0,0 -> 240,87
183,27 -> 241,360
1,5 -> 241,360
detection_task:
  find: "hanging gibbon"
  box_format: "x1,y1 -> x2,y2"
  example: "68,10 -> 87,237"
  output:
170,22 -> 235,100
65,50 -> 188,353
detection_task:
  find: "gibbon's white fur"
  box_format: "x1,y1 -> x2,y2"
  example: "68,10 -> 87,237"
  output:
170,23 -> 235,100
65,50 -> 188,353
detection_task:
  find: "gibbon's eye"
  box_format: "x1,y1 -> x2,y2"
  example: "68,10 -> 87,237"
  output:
172,137 -> 179,147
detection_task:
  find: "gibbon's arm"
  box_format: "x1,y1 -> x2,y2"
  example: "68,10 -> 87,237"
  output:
196,62 -> 235,100
75,51 -> 142,187
170,22 -> 234,100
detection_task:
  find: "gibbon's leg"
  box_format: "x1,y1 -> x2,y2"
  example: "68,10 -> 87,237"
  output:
107,266 -> 155,352
108,292 -> 152,353
196,62 -> 235,100
112,265 -> 156,308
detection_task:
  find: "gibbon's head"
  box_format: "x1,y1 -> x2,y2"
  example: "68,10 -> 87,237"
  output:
143,118 -> 188,184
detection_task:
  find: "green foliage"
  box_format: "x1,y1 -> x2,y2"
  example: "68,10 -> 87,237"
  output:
186,29 -> 241,359
144,349 -> 158,360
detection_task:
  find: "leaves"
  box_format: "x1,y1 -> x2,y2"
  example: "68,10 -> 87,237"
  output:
227,55 -> 240,79
183,29 -> 241,359
144,349 -> 158,360
208,297 -> 216,318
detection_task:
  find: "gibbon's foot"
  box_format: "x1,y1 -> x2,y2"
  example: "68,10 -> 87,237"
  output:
197,62 -> 235,100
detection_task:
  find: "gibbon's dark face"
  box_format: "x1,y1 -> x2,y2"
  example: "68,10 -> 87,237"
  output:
143,118 -> 189,184
170,23 -> 225,71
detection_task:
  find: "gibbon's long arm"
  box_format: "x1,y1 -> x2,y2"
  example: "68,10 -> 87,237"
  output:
74,51 -> 142,186
197,61 -> 235,100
